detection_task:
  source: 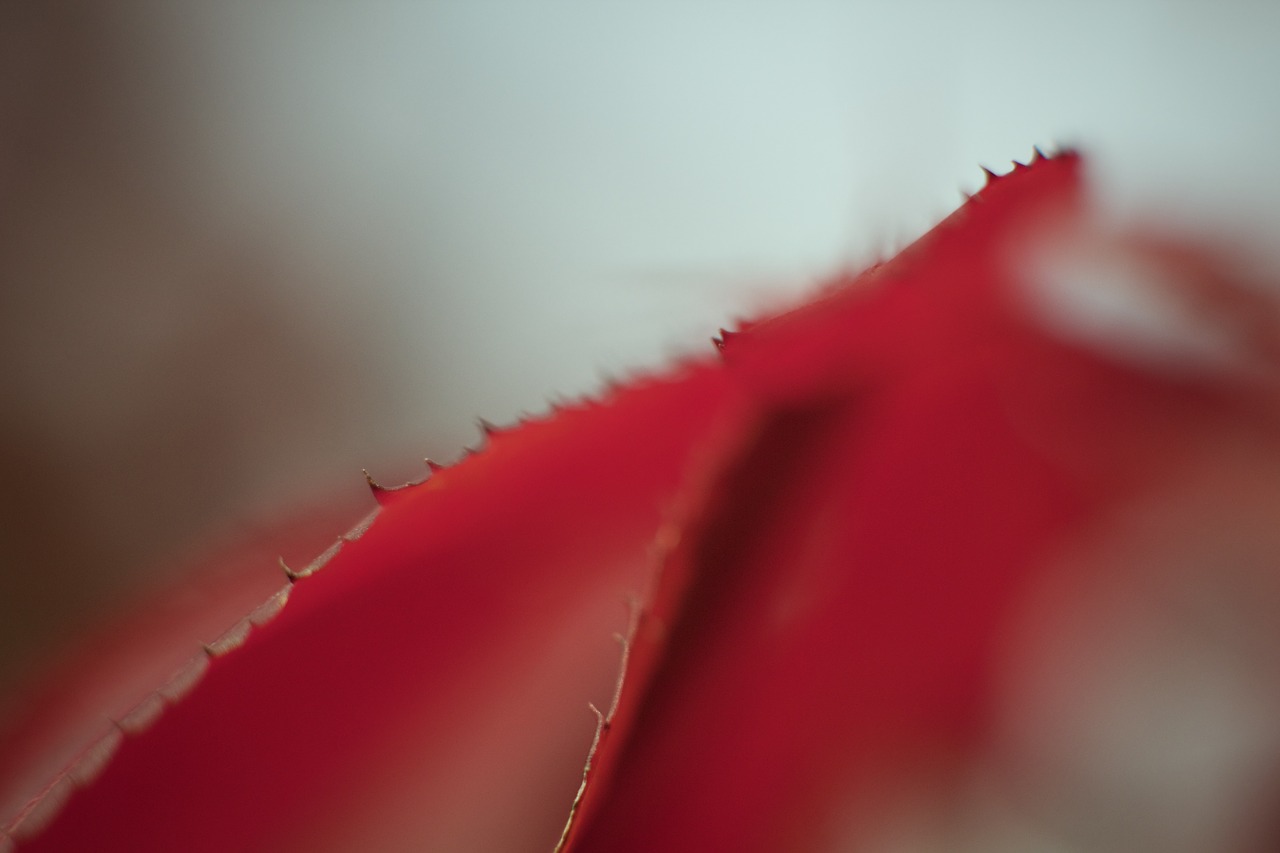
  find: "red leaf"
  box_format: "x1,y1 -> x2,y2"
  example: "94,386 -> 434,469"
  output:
561,151 -> 1280,850
10,149 -> 1280,851
8,369 -> 731,851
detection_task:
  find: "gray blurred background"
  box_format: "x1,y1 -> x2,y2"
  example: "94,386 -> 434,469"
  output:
2,0 -> 1278,693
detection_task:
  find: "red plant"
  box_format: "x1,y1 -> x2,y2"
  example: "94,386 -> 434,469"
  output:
5,150 -> 1280,851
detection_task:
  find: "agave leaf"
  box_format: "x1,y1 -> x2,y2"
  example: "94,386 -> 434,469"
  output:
11,150 -> 1280,852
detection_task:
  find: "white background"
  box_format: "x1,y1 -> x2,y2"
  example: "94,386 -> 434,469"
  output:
2,0 -> 1279,678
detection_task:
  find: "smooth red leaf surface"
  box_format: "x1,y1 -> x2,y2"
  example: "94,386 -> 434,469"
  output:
0,502 -> 362,836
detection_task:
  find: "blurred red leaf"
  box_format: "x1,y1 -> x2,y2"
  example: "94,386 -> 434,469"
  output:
8,150 -> 1280,852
